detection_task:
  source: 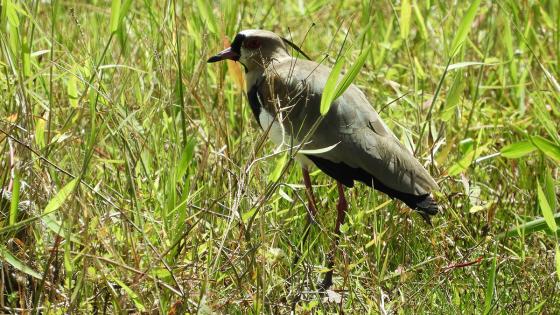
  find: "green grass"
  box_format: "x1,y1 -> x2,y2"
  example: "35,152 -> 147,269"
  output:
1,0 -> 559,313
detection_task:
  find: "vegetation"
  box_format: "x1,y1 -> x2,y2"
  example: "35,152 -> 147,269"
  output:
1,0 -> 559,313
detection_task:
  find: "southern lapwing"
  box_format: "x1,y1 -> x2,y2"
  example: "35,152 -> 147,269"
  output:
207,29 -> 439,289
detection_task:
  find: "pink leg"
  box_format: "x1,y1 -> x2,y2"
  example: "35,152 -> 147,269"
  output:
320,181 -> 348,290
292,168 -> 319,267
333,182 -> 348,235
302,167 -> 318,220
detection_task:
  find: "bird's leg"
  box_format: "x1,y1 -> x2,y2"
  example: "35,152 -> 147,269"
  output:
302,167 -> 318,220
292,167 -> 319,267
320,181 -> 348,290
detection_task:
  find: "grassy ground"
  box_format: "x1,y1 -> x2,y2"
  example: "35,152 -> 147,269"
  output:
1,0 -> 559,313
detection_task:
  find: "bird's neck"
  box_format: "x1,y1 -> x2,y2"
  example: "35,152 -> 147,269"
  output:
245,68 -> 264,91
244,55 -> 291,90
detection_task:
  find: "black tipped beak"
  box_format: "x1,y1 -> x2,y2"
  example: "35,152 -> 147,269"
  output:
207,47 -> 240,63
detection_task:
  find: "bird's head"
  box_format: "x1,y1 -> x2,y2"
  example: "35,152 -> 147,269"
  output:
207,29 -> 308,72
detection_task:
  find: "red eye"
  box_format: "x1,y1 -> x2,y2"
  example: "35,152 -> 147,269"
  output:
244,38 -> 261,49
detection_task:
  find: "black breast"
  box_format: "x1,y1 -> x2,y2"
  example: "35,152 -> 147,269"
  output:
247,82 -> 263,127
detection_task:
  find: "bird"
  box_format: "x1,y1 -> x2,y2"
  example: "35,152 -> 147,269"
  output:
207,29 -> 439,290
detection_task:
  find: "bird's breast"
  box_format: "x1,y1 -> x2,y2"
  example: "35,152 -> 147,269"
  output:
258,109 -> 316,169
258,109 -> 286,146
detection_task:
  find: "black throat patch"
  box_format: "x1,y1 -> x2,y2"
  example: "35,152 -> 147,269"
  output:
230,33 -> 248,72
247,80 -> 263,126
231,33 -> 245,55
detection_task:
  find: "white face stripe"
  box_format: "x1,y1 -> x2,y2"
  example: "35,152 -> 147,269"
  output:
239,29 -> 261,37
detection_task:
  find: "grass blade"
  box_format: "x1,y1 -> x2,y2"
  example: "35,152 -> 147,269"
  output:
0,244 -> 42,279
298,142 -> 340,155
500,141 -> 537,158
498,213 -> 560,239
175,138 -> 196,183
400,0 -> 411,39
112,277 -> 146,312
333,45 -> 371,100
537,182 -> 557,233
35,117 -> 46,149
544,172 -> 557,212
110,0 -> 121,33
450,0 -> 482,57
321,45 -> 371,116
320,56 -> 344,115
42,212 -> 80,242
67,68 -> 79,108
556,244 -> 560,282
534,98 -> 560,144
9,171 -> 20,225
196,0 -> 218,35
268,152 -> 287,183
531,135 -> 560,163
412,0 -> 428,39
5,0 -> 20,28
118,0 -> 133,25
448,61 -> 500,71
483,250 -> 497,314
44,178 -> 79,214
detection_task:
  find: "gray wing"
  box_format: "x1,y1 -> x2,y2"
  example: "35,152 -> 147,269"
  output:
259,58 -> 438,196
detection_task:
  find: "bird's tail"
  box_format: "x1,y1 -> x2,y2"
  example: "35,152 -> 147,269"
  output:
412,194 -> 438,225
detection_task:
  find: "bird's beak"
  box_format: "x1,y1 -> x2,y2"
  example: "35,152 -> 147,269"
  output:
207,47 -> 240,63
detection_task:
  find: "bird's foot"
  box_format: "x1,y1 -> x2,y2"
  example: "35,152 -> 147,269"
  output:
318,273 -> 333,292
417,211 -> 433,226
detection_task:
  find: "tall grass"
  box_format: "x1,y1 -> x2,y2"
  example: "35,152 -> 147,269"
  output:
0,0 -> 559,313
